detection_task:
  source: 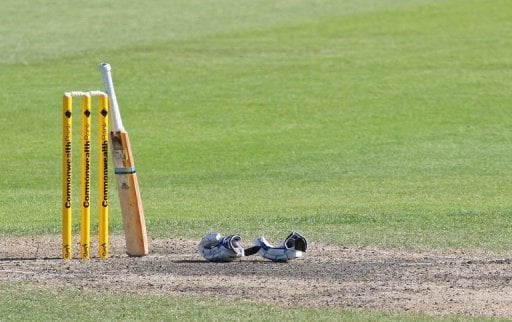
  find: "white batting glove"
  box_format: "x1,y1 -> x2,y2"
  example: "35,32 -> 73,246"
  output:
254,231 -> 308,262
198,233 -> 244,262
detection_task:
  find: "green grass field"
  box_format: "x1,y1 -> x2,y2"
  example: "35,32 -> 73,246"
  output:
1,0 -> 512,320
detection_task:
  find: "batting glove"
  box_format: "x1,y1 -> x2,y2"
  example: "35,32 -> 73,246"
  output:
255,231 -> 308,262
198,233 -> 245,262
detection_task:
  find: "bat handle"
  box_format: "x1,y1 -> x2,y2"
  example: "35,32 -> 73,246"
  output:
100,62 -> 125,132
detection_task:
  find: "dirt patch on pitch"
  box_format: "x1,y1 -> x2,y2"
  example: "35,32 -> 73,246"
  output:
1,236 -> 512,317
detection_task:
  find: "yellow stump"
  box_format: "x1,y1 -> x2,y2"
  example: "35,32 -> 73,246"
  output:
62,94 -> 73,260
80,94 -> 92,259
98,94 -> 109,259
62,91 -> 109,260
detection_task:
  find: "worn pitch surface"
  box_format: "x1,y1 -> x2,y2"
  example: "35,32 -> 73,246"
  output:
1,236 -> 512,317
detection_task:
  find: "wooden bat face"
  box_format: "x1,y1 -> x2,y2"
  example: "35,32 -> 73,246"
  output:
111,131 -> 149,256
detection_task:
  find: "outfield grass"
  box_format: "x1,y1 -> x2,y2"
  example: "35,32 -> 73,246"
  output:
1,0 -> 512,319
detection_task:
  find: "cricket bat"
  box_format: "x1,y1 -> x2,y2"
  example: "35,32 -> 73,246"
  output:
100,63 -> 149,256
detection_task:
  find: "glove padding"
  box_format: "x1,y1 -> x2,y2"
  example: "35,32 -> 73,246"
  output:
255,231 -> 307,262
198,233 -> 244,262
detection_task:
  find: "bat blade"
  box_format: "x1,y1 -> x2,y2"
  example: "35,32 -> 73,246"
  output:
111,130 -> 149,256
